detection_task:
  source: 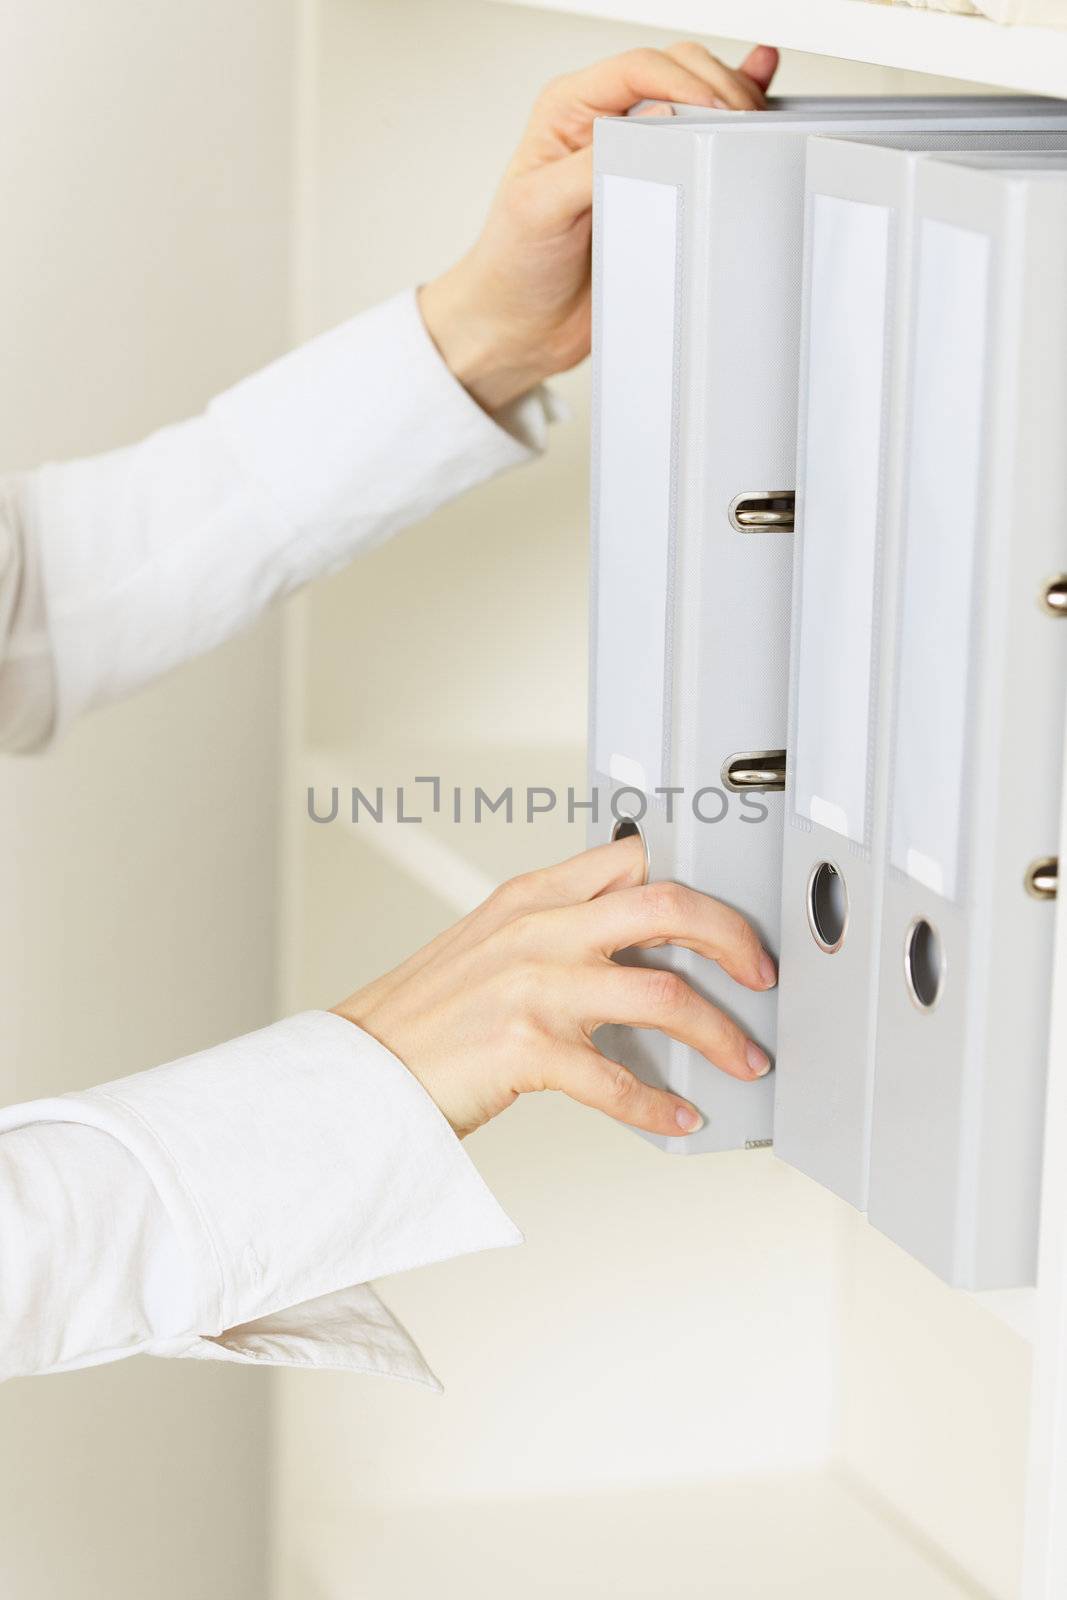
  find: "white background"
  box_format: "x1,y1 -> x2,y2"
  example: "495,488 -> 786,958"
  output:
0,2 -> 1038,1597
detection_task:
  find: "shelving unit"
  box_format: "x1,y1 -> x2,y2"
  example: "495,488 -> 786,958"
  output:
290,1472 -> 990,1599
300,742 -> 586,916
276,6 -> 1067,1600
488,0 -> 1067,95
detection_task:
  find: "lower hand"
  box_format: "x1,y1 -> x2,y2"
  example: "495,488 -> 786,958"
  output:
419,41 -> 779,412
332,832 -> 777,1140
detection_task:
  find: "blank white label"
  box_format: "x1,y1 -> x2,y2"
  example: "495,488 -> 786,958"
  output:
793,194 -> 891,845
890,219 -> 990,902
593,174 -> 678,792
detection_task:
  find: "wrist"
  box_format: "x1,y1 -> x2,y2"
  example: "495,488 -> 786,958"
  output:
418,263 -> 546,414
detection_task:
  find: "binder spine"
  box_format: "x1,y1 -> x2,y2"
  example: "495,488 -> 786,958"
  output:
776,140 -> 914,1215
869,161 -> 1067,1289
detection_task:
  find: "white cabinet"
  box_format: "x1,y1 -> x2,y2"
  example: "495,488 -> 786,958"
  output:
276,4 -> 1066,1598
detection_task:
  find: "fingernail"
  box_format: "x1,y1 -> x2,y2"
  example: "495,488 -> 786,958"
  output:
675,1104 -> 703,1133
746,1042 -> 772,1078
633,101 -> 675,119
758,950 -> 778,988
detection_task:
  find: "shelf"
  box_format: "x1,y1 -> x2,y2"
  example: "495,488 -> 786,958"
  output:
487,0 -> 1067,97
280,1471 -> 990,1599
301,742 -> 588,917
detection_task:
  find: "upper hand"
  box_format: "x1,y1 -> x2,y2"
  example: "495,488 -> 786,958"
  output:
332,832 -> 777,1141
418,42 -> 779,412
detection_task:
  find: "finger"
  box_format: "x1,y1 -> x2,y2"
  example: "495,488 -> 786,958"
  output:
550,1043 -> 705,1136
392,831 -> 649,981
630,101 -> 676,121
534,830 -> 649,901
465,833 -> 645,945
582,963 -> 771,1081
522,48 -> 735,160
738,44 -> 780,94
664,41 -> 766,111
562,880 -> 777,991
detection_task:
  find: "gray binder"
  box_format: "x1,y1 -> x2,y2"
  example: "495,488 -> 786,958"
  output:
776,128 -> 1067,1211
633,96 -> 1065,120
589,104 -> 1067,1156
868,152 -> 1067,1289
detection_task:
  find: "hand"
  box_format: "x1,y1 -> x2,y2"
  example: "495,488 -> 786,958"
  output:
332,832 -> 778,1141
418,42 -> 779,413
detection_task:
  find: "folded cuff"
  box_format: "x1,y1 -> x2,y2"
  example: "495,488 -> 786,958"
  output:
173,1282 -> 443,1390
0,1012 -> 522,1339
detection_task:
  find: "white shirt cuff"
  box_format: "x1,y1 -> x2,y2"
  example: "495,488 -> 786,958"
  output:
174,1282 -> 442,1389
2,1011 -> 521,1382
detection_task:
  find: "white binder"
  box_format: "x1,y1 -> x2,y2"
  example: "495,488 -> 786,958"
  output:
867,152 -> 1067,1289
775,127 -> 1067,1210
588,105 -> 1067,1157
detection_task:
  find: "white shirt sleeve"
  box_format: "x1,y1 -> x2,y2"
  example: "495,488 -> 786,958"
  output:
0,1013 -> 522,1384
0,474 -> 53,751
16,288 -> 561,736
0,289 -> 557,1382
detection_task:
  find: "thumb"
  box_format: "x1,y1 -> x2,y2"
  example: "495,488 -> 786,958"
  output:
738,44 -> 779,94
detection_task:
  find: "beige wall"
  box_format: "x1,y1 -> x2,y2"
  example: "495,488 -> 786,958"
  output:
0,3 -> 295,1595
275,4 -> 1028,1598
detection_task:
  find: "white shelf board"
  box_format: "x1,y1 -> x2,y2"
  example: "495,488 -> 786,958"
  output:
303,742 -> 588,917
282,1471 -> 992,1599
487,0 -> 1067,97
